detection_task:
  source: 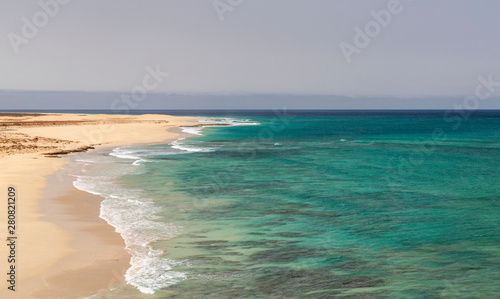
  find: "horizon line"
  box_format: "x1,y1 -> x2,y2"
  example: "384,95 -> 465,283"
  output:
0,89 -> 485,100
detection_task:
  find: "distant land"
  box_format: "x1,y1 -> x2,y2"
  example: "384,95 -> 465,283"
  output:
1,90 -> 499,110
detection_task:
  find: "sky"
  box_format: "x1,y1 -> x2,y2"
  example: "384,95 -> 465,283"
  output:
0,0 -> 499,109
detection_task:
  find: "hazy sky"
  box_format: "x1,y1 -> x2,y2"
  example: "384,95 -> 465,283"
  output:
1,0 -> 499,108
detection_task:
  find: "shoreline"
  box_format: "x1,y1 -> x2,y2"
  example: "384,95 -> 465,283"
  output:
0,113 -> 209,298
32,162 -> 133,299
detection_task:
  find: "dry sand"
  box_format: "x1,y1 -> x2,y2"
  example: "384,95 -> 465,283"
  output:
0,113 -> 205,298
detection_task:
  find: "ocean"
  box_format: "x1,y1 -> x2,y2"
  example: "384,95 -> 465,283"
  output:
68,110 -> 500,298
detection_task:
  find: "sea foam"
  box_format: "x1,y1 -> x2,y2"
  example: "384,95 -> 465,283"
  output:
71,156 -> 187,294
71,117 -> 258,294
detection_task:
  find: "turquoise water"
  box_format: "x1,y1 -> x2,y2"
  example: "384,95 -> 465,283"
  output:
74,113 -> 500,298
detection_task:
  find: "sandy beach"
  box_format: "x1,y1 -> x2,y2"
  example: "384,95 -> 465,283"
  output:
0,113 -> 203,298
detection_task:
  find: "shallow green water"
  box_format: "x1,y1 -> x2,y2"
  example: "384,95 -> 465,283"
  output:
75,113 -> 500,298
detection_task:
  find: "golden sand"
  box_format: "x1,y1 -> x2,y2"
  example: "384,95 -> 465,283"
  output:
0,113 -> 203,298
